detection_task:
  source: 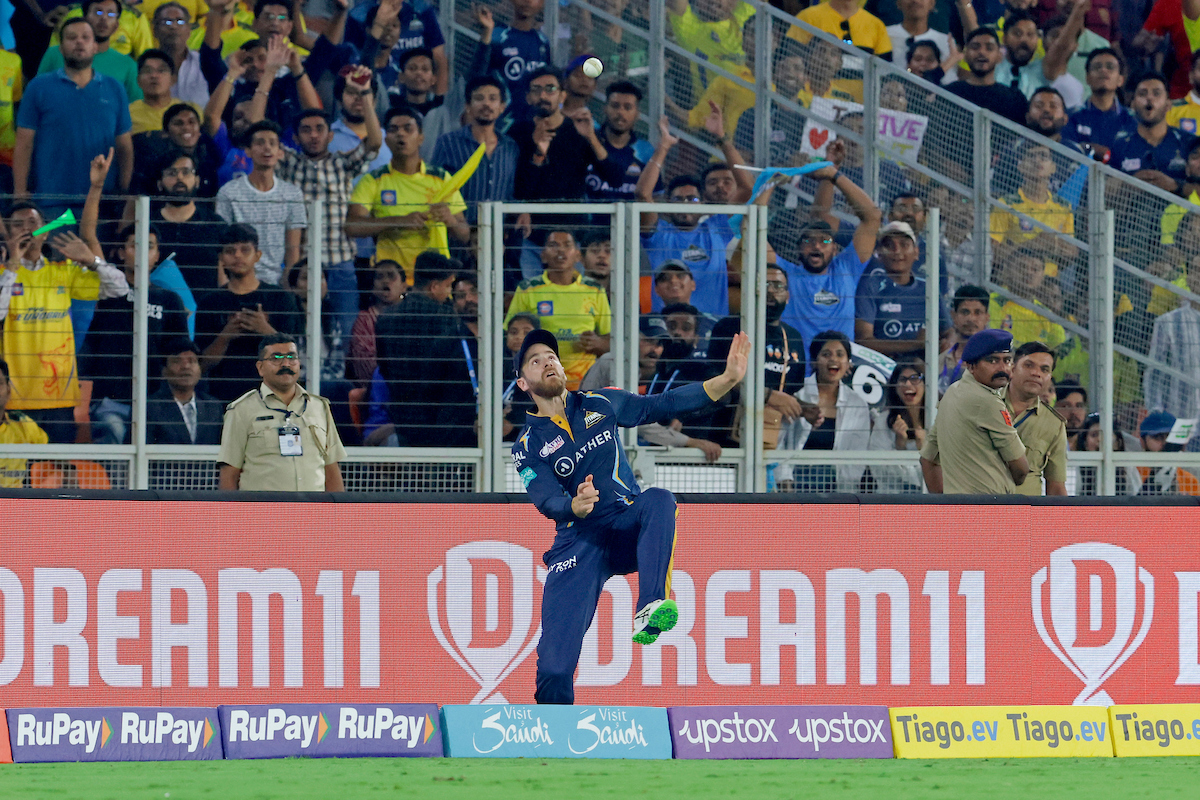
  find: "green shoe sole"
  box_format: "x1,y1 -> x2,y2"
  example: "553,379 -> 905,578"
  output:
632,599 -> 679,645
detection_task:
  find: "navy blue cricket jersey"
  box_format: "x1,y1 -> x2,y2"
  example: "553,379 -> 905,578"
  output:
513,384 -> 714,530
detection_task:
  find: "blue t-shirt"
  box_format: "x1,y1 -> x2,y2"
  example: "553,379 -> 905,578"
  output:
854,271 -> 948,353
1063,100 -> 1137,150
585,133 -> 656,202
480,26 -> 550,122
16,69 -> 131,199
642,217 -> 732,317
779,247 -> 868,354
347,0 -> 445,52
1110,125 -> 1197,185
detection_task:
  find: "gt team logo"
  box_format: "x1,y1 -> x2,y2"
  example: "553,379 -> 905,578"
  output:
428,542 -> 543,703
1033,543 -> 1154,705
584,411 -> 605,428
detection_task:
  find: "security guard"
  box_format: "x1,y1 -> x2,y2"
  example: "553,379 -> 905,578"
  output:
920,329 -> 1030,494
1003,341 -> 1068,496
513,328 -> 751,704
218,333 -> 347,491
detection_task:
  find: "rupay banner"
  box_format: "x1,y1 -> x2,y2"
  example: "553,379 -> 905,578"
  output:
218,703 -> 441,759
7,707 -> 220,762
0,500 -> 1195,708
668,705 -> 892,759
441,704 -> 671,759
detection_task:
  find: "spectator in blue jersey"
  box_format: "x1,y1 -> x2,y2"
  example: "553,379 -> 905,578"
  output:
471,0 -> 550,127
776,158 -> 882,355
1064,47 -> 1136,157
864,193 -> 929,278
1111,72 -> 1198,193
585,80 -> 657,202
431,75 -> 518,225
855,221 -> 951,359
348,0 -> 449,97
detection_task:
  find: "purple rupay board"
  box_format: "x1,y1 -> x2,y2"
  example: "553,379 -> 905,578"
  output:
218,703 -> 442,759
667,705 -> 894,759
7,707 -> 222,763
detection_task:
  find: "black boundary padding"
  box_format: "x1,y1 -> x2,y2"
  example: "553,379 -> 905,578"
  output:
0,489 -> 1195,507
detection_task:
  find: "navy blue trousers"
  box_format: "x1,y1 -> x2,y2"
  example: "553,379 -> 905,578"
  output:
534,488 -> 678,705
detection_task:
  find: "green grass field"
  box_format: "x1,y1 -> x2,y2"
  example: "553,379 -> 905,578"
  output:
1,756 -> 1198,799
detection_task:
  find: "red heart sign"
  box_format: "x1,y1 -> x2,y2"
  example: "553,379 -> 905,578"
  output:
808,127 -> 830,150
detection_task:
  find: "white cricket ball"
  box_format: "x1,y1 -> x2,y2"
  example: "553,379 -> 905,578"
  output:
582,57 -> 604,78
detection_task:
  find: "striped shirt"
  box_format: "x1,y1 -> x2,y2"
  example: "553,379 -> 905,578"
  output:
430,126 -> 518,225
215,174 -> 308,285
1145,303 -> 1200,421
278,141 -> 378,266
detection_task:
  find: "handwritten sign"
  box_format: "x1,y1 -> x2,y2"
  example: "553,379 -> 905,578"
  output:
800,98 -> 928,162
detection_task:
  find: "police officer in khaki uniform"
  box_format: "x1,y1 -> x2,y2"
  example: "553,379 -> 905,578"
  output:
1002,341 -> 1068,496
920,329 -> 1030,494
218,333 -> 347,491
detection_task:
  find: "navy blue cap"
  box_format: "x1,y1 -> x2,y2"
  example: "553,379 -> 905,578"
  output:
514,329 -> 559,378
961,328 -> 1013,363
1140,411 -> 1176,437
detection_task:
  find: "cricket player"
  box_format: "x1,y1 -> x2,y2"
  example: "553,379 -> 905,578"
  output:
512,327 -> 751,704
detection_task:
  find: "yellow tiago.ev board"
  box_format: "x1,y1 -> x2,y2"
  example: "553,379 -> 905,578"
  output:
890,706 -> 1114,758
1108,705 -> 1200,756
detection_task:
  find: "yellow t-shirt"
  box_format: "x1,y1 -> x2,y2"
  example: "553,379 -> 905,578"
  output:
129,99 -> 202,135
1159,190 -> 1200,245
1166,93 -> 1200,134
1,261 -> 100,410
349,161 -> 467,276
54,6 -> 154,57
686,67 -> 813,134
989,291 -> 1066,352
0,410 -> 49,488
0,50 -> 24,168
505,271 -> 612,390
667,1 -> 755,99
1146,265 -> 1189,317
989,188 -> 1076,277
789,4 -> 892,59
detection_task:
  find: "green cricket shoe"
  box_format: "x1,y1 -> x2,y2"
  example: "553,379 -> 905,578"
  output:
632,599 -> 678,645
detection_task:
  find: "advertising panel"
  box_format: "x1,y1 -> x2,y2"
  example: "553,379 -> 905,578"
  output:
1108,704 -> 1200,756
440,704 -> 671,759
0,500 -> 1195,709
6,707 -> 220,763
889,706 -> 1114,758
667,705 -> 892,759
217,703 -> 441,759
0,711 -> 11,763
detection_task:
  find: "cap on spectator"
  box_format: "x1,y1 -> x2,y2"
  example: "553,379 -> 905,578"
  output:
515,329 -> 560,378
639,316 -> 669,341
877,220 -> 917,244
798,219 -> 834,239
565,54 -> 596,75
1140,411 -> 1176,437
655,260 -> 692,280
961,328 -> 1013,363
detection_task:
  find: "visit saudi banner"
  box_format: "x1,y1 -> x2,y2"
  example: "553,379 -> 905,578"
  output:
890,706 -> 1114,758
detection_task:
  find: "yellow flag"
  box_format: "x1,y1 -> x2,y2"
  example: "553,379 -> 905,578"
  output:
429,142 -> 486,205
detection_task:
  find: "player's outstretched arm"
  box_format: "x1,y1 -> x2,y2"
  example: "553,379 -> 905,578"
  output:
571,474 -> 599,518
702,331 -> 751,401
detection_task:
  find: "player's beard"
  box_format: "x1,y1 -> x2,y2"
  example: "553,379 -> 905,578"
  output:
529,373 -> 567,398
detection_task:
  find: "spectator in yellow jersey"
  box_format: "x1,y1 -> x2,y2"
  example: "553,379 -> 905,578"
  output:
665,0 -> 754,107
51,0 -> 155,58
1159,140 -> 1200,246
505,229 -> 612,390
0,357 -> 49,487
0,197 -> 129,442
1166,49 -> 1200,134
791,0 -> 892,61
40,0 -> 143,102
345,107 -> 469,278
0,48 -> 23,195
990,140 -> 1078,279
129,48 -> 201,134
989,245 -> 1067,351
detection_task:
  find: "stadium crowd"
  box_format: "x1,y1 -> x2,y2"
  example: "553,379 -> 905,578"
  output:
0,0 -> 1196,494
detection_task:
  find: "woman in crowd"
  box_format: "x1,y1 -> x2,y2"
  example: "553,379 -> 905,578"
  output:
1073,412 -> 1141,495
867,356 -> 927,493
781,330 -> 870,492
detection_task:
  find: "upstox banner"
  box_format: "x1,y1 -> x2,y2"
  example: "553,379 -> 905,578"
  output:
668,705 -> 892,759
890,706 -> 1113,758
7,707 -> 221,763
441,704 -> 671,759
1109,704 -> 1200,756
218,704 -> 442,759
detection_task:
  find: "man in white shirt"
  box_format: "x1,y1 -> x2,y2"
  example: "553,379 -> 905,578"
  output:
886,0 -> 951,69
152,2 -> 210,108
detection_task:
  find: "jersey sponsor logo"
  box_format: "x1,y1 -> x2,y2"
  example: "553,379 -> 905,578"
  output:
554,456 -> 574,477
881,302 -> 902,313
577,429 -> 613,458
57,286 -> 66,294
536,301 -> 553,316
1121,158 -> 1141,171
813,289 -> 839,306
1076,124 -> 1092,136
539,435 -> 565,457
11,283 -> 21,295
548,555 -> 577,574
1019,218 -> 1034,232
584,411 -> 605,428
502,47 -> 519,56
381,190 -> 397,206
883,319 -> 904,338
519,467 -> 537,488
1001,408 -> 1013,426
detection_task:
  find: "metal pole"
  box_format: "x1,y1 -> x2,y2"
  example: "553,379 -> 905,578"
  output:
972,111 -> 993,287
610,204 -> 627,393
647,0 -> 666,141
306,199 -> 323,398
440,0 -> 456,84
752,10 -> 770,169
750,204 -> 767,492
1098,209 -> 1116,496
132,195 -> 151,490
925,207 -> 940,428
861,55 -> 879,204
492,202 -> 508,488
478,201 -> 494,493
545,0 -> 563,74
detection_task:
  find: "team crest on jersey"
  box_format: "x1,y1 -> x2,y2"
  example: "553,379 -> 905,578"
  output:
1019,218 -> 1034,232
11,283 -> 22,296
536,301 -> 553,316
1184,119 -> 1197,133
57,286 -> 66,294
539,435 -> 565,457
584,410 -> 605,428
381,190 -> 397,205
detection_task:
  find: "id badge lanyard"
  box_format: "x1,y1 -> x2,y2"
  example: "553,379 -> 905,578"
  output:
261,393 -> 308,457
462,338 -> 479,401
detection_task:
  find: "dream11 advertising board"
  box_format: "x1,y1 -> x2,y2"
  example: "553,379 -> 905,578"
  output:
0,499 -> 1194,708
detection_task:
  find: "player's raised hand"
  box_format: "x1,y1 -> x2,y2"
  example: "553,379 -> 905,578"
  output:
571,474 -> 599,518
723,331 -> 751,383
